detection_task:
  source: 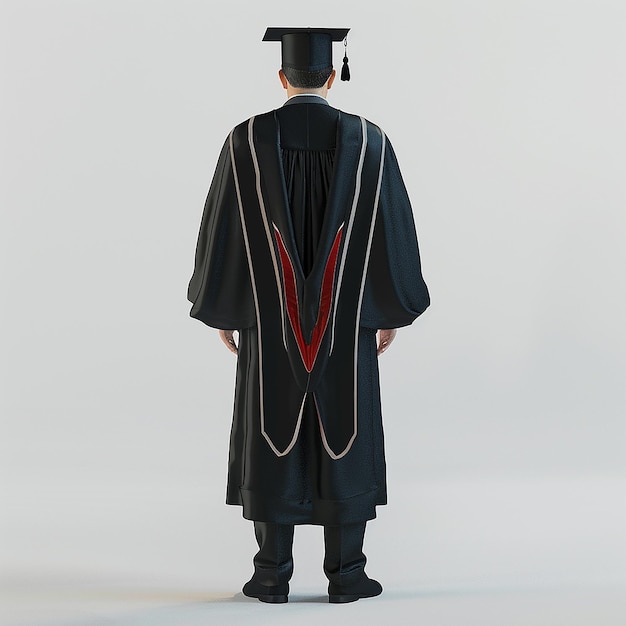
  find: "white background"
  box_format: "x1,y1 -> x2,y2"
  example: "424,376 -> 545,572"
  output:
1,1 -> 625,624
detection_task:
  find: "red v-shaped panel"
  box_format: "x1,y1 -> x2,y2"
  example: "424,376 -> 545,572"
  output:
273,223 -> 344,373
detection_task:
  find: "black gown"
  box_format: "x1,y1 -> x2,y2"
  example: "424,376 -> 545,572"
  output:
188,96 -> 430,525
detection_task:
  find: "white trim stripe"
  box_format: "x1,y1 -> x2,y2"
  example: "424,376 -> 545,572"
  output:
247,117 -> 288,350
229,129 -> 267,455
317,130 -> 387,460
329,116 -> 368,355
229,125 -> 301,458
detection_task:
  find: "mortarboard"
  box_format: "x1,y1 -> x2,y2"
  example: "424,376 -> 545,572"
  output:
262,27 -> 351,81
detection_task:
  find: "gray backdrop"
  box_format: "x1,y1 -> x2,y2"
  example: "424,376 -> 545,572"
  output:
2,0 -> 625,623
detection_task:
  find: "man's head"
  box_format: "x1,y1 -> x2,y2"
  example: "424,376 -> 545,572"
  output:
264,27 -> 348,96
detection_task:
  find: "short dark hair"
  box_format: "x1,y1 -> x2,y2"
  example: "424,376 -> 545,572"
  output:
283,66 -> 333,89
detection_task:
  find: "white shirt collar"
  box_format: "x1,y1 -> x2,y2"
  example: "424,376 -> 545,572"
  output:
286,93 -> 328,102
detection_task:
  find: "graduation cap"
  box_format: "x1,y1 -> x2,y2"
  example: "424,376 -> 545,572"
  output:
263,27 -> 351,81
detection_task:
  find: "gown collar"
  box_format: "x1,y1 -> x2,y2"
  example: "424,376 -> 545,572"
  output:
283,94 -> 330,106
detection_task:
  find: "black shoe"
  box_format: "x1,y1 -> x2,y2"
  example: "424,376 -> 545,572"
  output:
328,573 -> 382,603
242,577 -> 289,603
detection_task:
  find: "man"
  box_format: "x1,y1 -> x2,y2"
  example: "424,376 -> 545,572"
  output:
187,27 -> 430,604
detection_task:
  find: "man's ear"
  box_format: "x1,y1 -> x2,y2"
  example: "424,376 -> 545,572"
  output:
327,69 -> 337,90
279,69 -> 289,89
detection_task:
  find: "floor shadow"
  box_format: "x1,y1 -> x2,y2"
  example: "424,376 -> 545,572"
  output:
228,591 -> 329,603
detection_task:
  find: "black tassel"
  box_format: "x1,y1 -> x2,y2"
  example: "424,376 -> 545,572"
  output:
341,36 -> 350,81
341,55 -> 350,81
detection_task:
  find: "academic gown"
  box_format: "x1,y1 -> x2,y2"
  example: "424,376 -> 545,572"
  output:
187,95 -> 430,525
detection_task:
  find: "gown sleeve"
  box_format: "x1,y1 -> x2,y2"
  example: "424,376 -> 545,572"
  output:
187,136 -> 255,330
359,135 -> 430,329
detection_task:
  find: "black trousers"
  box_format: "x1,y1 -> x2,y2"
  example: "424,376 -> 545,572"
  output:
251,521 -> 367,587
